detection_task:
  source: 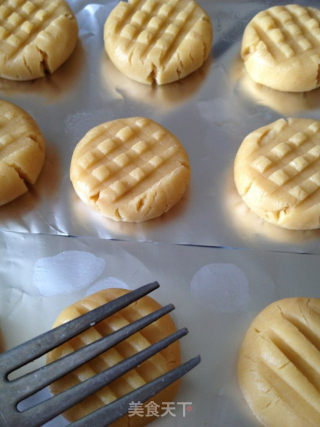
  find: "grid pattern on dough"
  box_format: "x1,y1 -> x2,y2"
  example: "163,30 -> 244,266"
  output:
0,0 -> 71,59
249,120 -> 320,206
244,5 -> 320,61
110,0 -> 206,69
74,118 -> 184,203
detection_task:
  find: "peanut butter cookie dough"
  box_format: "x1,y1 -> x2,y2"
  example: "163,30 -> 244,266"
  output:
238,297 -> 320,427
70,117 -> 190,222
104,0 -> 213,85
0,0 -> 78,80
234,118 -> 320,230
241,4 -> 320,92
0,100 -> 45,206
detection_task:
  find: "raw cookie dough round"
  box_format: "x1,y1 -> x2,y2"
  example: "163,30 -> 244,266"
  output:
47,288 -> 182,426
238,297 -> 320,427
0,0 -> 78,81
103,0 -> 213,85
0,100 -> 45,206
234,118 -> 320,230
241,4 -> 320,92
70,117 -> 191,222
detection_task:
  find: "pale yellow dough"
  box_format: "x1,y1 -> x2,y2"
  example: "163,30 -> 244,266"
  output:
234,118 -> 320,230
70,117 -> 190,222
47,288 -> 181,426
0,0 -> 78,81
241,4 -> 320,92
0,100 -> 45,206
104,0 -> 213,85
238,297 -> 320,427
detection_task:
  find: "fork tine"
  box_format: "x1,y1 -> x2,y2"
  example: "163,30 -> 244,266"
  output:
73,355 -> 201,427
19,328 -> 189,427
0,282 -> 159,374
10,304 -> 175,401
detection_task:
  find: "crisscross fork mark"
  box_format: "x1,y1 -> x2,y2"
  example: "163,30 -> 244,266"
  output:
0,0 -> 67,59
79,122 -> 147,176
0,0 -> 46,47
115,0 -> 161,45
251,13 -> 294,60
250,126 -> 320,198
252,6 -> 320,61
116,0 -> 200,74
115,0 -> 157,35
79,121 -> 179,201
0,118 -> 35,160
268,6 -> 320,53
117,0 -> 180,62
160,2 -> 206,71
284,5 -> 320,41
137,1 -> 189,63
106,145 -> 179,202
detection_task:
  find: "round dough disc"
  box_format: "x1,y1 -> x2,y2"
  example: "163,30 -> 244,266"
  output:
104,0 -> 213,85
241,4 -> 320,92
70,117 -> 191,222
234,118 -> 320,230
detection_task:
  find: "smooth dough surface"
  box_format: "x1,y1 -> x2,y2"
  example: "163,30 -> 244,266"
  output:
70,117 -> 191,222
241,4 -> 320,92
238,297 -> 320,427
104,0 -> 213,85
234,118 -> 320,230
47,288 -> 181,426
0,0 -> 78,81
0,100 -> 45,206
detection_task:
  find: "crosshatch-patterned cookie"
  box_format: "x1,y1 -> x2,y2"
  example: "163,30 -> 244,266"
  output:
241,4 -> 320,92
47,288 -> 181,426
0,100 -> 45,206
0,0 -> 78,81
103,0 -> 213,85
234,118 -> 320,230
238,297 -> 320,427
70,117 -> 191,222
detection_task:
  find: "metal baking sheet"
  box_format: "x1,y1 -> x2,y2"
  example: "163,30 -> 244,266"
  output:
1,229 -> 320,426
2,0 -> 320,253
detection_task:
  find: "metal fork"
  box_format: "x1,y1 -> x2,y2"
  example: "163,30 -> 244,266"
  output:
0,281 -> 200,426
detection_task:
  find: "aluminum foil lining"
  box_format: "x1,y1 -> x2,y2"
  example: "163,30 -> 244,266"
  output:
1,0 -> 320,252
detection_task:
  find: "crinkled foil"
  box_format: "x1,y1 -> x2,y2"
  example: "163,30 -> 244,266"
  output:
2,230 -> 320,426
1,0 -> 320,252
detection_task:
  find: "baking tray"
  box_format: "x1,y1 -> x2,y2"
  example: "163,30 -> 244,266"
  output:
2,229 -> 320,426
1,1 -> 320,426
1,0 -> 320,252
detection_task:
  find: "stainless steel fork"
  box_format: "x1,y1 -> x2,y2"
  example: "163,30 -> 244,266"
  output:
0,281 -> 200,426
